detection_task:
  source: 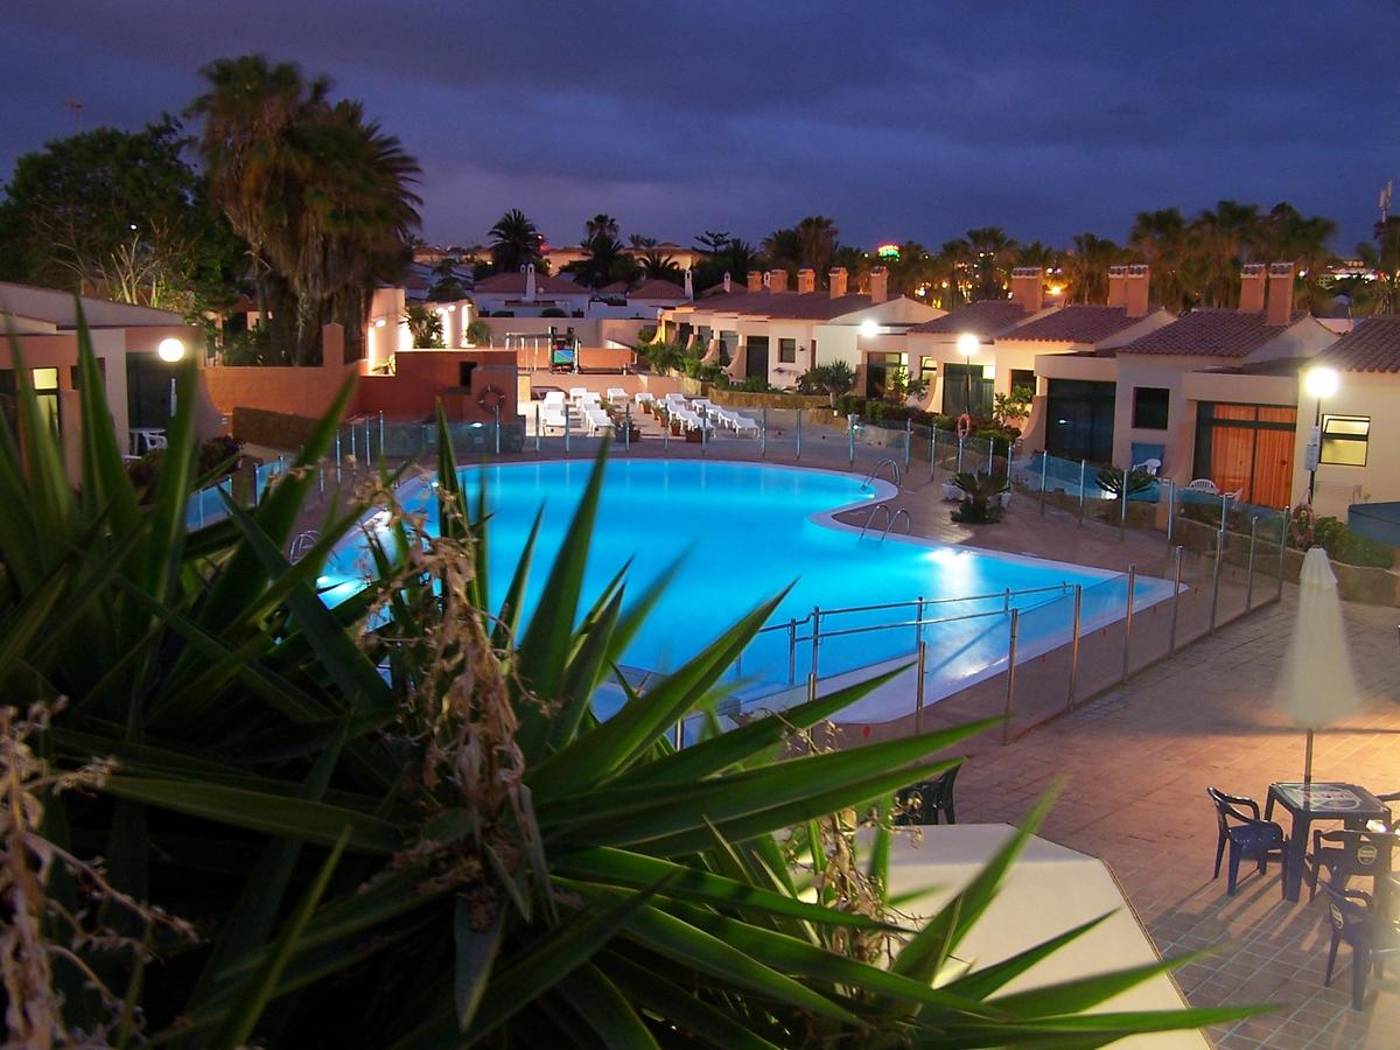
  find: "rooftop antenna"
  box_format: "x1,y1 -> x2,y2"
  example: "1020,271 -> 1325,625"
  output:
64,98 -> 84,131
1380,180 -> 1394,226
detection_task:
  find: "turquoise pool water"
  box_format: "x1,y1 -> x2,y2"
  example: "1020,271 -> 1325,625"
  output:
326,460 -> 1168,704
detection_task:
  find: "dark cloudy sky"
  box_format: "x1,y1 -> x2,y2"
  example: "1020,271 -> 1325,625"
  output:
4,2 -> 1399,252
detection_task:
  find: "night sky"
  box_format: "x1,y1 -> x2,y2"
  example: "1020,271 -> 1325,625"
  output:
5,2 -> 1400,252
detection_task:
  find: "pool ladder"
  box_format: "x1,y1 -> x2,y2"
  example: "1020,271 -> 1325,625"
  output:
857,503 -> 912,541
862,457 -> 902,491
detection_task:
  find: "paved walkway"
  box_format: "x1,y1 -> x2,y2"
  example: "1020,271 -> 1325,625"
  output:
954,595 -> 1400,1049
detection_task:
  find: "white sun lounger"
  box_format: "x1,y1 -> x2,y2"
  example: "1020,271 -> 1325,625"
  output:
568,387 -> 588,400
605,387 -> 628,403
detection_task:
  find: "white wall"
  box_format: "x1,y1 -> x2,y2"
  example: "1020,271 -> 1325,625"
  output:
1291,370 -> 1400,518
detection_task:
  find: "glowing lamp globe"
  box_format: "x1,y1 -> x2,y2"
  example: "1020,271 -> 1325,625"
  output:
157,337 -> 186,363
1304,366 -> 1339,400
859,319 -> 879,338
956,332 -> 979,357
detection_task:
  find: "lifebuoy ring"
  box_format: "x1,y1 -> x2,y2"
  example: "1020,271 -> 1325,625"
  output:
477,384 -> 505,410
956,413 -> 973,440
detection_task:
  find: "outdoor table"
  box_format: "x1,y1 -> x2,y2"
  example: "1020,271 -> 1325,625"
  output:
1265,782 -> 1390,901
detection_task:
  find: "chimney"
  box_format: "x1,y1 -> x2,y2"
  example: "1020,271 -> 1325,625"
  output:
722,272 -> 732,294
683,268 -> 694,300
796,268 -> 816,294
828,267 -> 848,298
524,263 -> 536,303
1106,265 -> 1127,307
746,270 -> 763,293
868,267 -> 888,304
769,269 -> 789,293
1010,266 -> 1043,314
1266,262 -> 1295,327
1124,264 -> 1150,318
1239,263 -> 1266,313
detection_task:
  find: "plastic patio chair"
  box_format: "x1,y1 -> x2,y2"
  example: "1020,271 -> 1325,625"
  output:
1320,880 -> 1400,1010
1206,787 -> 1288,895
1306,828 -> 1399,901
894,766 -> 959,826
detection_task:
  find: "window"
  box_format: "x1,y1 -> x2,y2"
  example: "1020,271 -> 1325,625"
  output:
1009,368 -> 1036,398
1046,379 -> 1116,463
1132,387 -> 1170,430
778,338 -> 797,364
919,356 -> 937,383
942,363 -> 993,418
1320,414 -> 1370,466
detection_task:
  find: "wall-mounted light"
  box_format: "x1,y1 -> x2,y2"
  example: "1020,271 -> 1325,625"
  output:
157,337 -> 186,363
374,318 -> 387,328
859,319 -> 880,338
956,332 -> 979,358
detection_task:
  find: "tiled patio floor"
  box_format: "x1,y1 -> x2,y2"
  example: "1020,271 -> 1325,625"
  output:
954,594 -> 1400,1049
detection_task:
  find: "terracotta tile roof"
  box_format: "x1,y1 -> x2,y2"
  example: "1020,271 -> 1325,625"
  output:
683,291 -> 880,320
1313,315 -> 1400,372
1117,308 -> 1302,358
910,300 -> 1029,337
600,278 -> 690,299
999,305 -> 1149,344
472,271 -> 585,295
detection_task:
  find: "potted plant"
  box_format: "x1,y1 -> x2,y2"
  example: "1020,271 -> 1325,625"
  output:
950,470 -> 1010,523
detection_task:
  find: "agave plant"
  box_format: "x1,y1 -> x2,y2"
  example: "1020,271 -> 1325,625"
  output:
950,471 -> 1009,525
0,309 -> 1257,1046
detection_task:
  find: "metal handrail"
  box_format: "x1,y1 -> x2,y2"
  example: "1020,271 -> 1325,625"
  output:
880,508 -> 912,541
861,457 -> 902,490
785,582 -> 1071,626
857,503 -> 893,539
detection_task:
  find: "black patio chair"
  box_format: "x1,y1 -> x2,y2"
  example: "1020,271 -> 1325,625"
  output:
1206,787 -> 1287,895
1374,790 -> 1400,829
1321,880 -> 1400,1010
1305,828 -> 1399,901
895,766 -> 959,826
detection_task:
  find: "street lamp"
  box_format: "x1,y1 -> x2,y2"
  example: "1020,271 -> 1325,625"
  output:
157,337 -> 186,419
956,332 -> 979,416
1303,365 -> 1339,505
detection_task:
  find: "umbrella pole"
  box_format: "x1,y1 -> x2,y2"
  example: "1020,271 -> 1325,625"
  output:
1303,729 -> 1314,787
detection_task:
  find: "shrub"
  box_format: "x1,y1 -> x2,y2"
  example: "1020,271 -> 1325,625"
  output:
465,318 -> 492,346
1096,465 -> 1155,499
950,470 -> 1007,524
539,306 -> 567,317
403,304 -> 445,348
796,361 -> 856,406
126,434 -> 246,497
1313,515 -> 1395,567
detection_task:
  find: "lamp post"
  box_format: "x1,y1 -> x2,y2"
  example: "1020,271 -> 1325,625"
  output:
158,337 -> 186,418
956,332 -> 979,416
1303,365 -> 1339,506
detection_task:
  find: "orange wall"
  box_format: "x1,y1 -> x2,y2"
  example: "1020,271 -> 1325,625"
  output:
355,349 -> 519,423
202,360 -> 360,422
514,345 -> 637,372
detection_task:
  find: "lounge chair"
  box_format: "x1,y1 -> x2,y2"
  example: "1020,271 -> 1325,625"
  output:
605,387 -> 628,403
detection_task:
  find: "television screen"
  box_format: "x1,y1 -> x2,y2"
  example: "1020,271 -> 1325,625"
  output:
551,349 -> 575,366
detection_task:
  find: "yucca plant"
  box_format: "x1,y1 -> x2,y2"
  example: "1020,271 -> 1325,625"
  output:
0,309 -> 1258,1046
950,471 -> 1008,525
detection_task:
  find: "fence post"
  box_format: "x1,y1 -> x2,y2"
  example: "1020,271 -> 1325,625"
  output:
625,403 -> 632,452
378,409 -> 385,459
1001,609 -> 1020,744
1067,584 -> 1083,710
663,409 -> 669,452
761,406 -> 768,458
1245,515 -> 1259,611
796,409 -> 803,460
1119,466 -> 1129,540
914,596 -> 924,649
1277,506 -> 1288,601
1078,458 -> 1087,525
1209,532 -> 1223,633
701,407 -> 708,454
535,402 -> 542,453
1039,451 -> 1048,517
334,429 -> 342,484
1169,545 -> 1184,654
493,402 -> 501,456
904,418 -> 912,469
956,435 -> 965,474
1005,439 -> 1014,490
365,419 -> 372,463
929,426 -> 937,480
847,414 -> 856,466
809,605 -> 821,679
564,403 -> 572,455
674,719 -> 683,751
914,641 -> 928,733
1164,477 -> 1176,548
349,420 -> 357,462
786,617 -> 797,685
1121,564 -> 1137,683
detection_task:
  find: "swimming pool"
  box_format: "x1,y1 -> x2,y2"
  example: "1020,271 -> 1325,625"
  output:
325,459 -> 1171,712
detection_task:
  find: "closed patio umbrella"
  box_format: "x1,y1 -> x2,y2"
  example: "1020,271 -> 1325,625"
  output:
1278,547 -> 1359,784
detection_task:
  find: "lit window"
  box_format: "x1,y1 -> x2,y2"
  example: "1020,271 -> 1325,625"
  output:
1320,414 -> 1370,466
32,367 -> 59,391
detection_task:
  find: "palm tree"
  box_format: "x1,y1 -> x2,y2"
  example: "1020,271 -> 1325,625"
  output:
585,213 -> 619,241
761,226 -> 802,274
885,241 -> 935,297
1129,208 -> 1188,311
1063,233 -> 1123,304
488,209 -> 544,274
1256,202 -> 1337,312
628,233 -> 658,250
1186,200 -> 1260,307
639,248 -> 682,283
190,56 -> 421,363
1350,217 -> 1400,314
932,238 -> 974,309
794,215 -> 839,276
964,226 -> 1017,300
